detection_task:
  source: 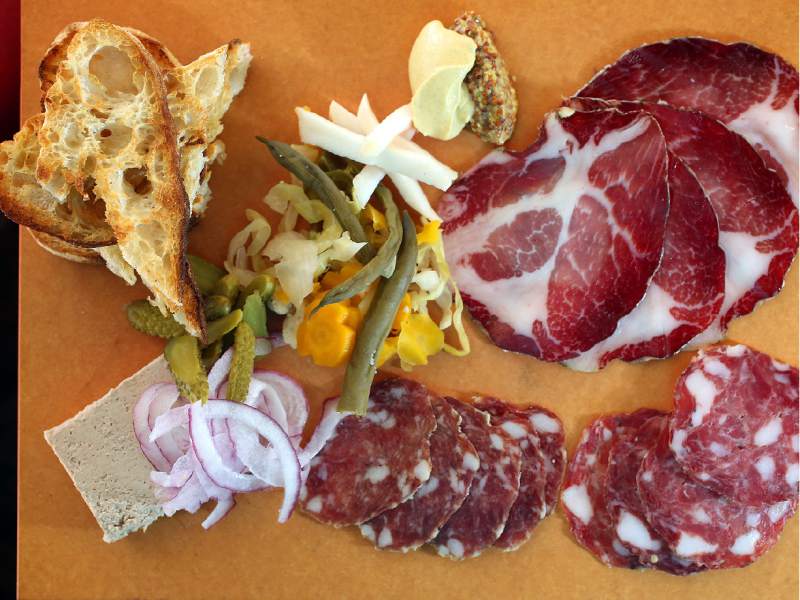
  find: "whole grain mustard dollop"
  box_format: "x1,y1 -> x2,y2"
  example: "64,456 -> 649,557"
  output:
408,20 -> 476,141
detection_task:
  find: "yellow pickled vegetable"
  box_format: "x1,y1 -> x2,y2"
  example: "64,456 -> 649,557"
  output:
397,313 -> 445,366
417,220 -> 442,246
377,336 -> 398,367
361,204 -> 387,232
392,293 -> 412,332
321,260 -> 362,289
273,286 -> 290,305
296,303 -> 357,368
345,306 -> 362,329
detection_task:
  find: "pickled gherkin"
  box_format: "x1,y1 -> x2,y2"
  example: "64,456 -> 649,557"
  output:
188,254 -> 225,295
228,322 -> 256,402
242,292 -> 268,338
212,273 -> 241,303
204,295 -> 232,320
165,335 -> 209,403
207,309 -> 243,344
126,300 -> 186,338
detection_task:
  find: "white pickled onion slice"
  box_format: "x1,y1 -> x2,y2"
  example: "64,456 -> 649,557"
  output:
361,104 -> 412,157
298,397 -> 349,465
208,348 -> 235,397
352,165 -> 385,209
296,107 -> 456,190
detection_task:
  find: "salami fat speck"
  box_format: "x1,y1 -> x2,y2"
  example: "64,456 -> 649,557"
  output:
561,409 -> 661,568
300,378 -> 436,527
637,432 -> 795,569
670,345 -> 799,505
474,396 -> 559,550
433,398 -> 522,559
360,398 -> 479,552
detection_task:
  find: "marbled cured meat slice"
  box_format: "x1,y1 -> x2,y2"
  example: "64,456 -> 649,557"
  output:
474,396 -> 549,550
300,378 -> 436,527
637,431 -> 796,569
518,405 -> 566,517
561,409 -> 661,568
433,398 -> 522,559
670,345 -> 799,506
605,412 -> 705,574
440,108 -> 669,362
577,37 -> 799,206
564,157 -> 725,370
570,98 -> 798,343
359,398 -> 479,552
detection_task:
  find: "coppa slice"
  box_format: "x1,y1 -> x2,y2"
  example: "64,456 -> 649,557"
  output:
561,409 -> 661,568
605,412 -> 705,575
577,37 -> 799,206
638,432 -> 795,569
300,378 -> 436,527
570,98 -> 798,344
564,157 -> 725,371
440,108 -> 669,362
433,398 -> 522,559
670,345 -> 799,506
474,396 -> 549,550
360,398 -> 479,552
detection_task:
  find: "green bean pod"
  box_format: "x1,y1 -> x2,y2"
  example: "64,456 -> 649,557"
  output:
188,254 -> 225,296
256,138 -> 375,262
312,186 -> 402,315
338,211 -> 417,415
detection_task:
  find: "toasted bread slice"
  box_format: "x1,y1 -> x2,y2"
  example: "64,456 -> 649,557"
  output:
29,229 -> 104,264
40,23 -> 251,219
35,20 -> 205,338
0,114 -> 115,246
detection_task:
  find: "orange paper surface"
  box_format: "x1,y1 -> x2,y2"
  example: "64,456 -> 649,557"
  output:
18,1 -> 799,598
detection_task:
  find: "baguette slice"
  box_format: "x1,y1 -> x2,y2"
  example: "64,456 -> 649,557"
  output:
44,355 -> 169,542
0,114 -> 115,246
35,19 -> 205,338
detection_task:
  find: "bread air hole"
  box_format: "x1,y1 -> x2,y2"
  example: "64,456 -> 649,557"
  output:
98,123 -> 132,155
88,46 -> 139,96
123,167 -> 153,196
195,66 -> 219,100
136,221 -> 166,256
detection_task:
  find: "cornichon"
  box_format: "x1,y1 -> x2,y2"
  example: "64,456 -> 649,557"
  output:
212,273 -> 241,303
201,339 -> 223,371
236,274 -> 275,308
242,292 -> 268,338
227,322 -> 255,402
312,186 -> 402,314
188,254 -> 225,295
204,295 -> 232,321
126,300 -> 186,338
206,309 -> 243,344
164,335 -> 209,403
256,138 -> 375,263
339,211 -> 418,415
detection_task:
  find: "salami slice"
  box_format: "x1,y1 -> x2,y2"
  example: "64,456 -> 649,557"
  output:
637,431 -> 796,569
561,409 -> 661,568
670,345 -> 800,506
605,412 -> 705,575
300,378 -> 436,527
440,108 -> 670,362
359,397 -> 479,552
526,405 -> 567,515
577,37 -> 799,206
474,396 -> 549,550
433,398 -> 522,559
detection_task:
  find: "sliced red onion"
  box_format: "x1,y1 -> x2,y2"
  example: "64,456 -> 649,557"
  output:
161,474 -> 207,516
201,401 -> 301,523
149,404 -> 189,442
150,454 -> 193,488
148,385 -> 184,464
229,422 -> 283,486
298,397 -> 349,466
253,371 -> 309,438
188,403 -> 270,493
133,384 -> 173,472
207,348 -> 235,397
254,337 -> 272,357
202,496 -> 236,529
